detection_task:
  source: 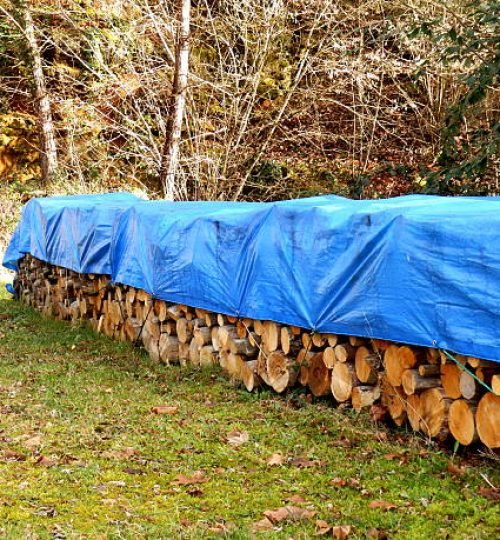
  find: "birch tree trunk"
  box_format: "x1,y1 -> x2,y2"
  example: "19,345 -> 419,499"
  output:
159,0 -> 191,200
22,2 -> 58,184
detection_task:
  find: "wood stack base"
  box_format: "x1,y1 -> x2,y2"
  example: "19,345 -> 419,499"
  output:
14,255 -> 500,450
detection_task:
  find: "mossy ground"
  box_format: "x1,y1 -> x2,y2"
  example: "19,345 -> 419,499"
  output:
0,288 -> 498,539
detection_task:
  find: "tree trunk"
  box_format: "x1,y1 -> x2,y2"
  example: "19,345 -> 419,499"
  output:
159,0 -> 190,199
22,3 -> 58,183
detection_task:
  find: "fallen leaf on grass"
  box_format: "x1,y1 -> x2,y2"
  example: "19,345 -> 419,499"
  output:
251,517 -> 275,532
370,403 -> 387,422
263,506 -> 316,524
35,456 -> 56,468
151,405 -> 178,415
367,527 -> 388,539
123,467 -> 145,475
446,461 -> 465,476
285,494 -> 307,504
171,470 -> 207,485
314,519 -> 332,535
187,487 -> 204,497
102,447 -> 138,460
34,506 -> 56,517
330,478 -> 347,487
369,500 -> 397,511
226,430 -> 249,446
24,435 -> 42,451
289,456 -> 321,468
3,450 -> 26,462
332,525 -> 352,539
266,453 -> 284,466
478,487 -> 500,501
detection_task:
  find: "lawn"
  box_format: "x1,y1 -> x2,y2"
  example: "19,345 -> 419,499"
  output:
0,287 -> 498,539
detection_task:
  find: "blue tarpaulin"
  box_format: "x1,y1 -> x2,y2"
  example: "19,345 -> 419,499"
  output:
4,193 -> 500,362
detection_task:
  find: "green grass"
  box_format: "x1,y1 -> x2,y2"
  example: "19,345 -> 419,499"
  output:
0,288 -> 498,539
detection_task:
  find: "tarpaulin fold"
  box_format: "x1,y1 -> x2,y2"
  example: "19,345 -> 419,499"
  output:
4,193 -> 500,363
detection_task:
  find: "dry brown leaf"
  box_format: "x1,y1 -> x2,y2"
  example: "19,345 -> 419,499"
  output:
446,461 -> 465,476
314,519 -> 332,535
226,430 -> 249,446
122,467 -> 145,475
3,450 -> 26,461
331,525 -> 352,539
266,453 -> 284,466
264,506 -> 316,524
330,478 -> 347,487
171,470 -> 208,485
151,405 -> 178,415
187,487 -> 204,497
35,455 -> 56,468
251,517 -> 275,532
478,487 -> 500,501
289,456 -> 321,468
370,403 -> 387,422
285,494 -> 307,504
24,435 -> 42,451
369,500 -> 397,511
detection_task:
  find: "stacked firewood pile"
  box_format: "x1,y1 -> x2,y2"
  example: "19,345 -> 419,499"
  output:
15,255 -> 500,450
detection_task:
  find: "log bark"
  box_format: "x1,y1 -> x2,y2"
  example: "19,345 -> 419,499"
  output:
401,369 -> 440,395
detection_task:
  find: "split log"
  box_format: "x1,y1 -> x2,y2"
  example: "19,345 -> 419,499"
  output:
240,359 -> 261,392
418,364 -> 441,377
193,326 -> 211,347
449,400 -> 478,446
440,364 -> 462,399
326,334 -> 338,347
349,336 -> 366,347
176,318 -> 193,343
218,325 -> 237,350
262,321 -> 280,352
200,345 -> 217,366
492,374 -> 500,396
352,385 -> 381,411
256,351 -> 272,386
476,392 -> 500,448
281,327 -> 300,355
159,334 -> 179,364
380,376 -> 407,427
330,362 -> 359,402
419,388 -> 451,441
266,351 -> 297,393
384,345 -> 419,387
401,369 -> 440,395
406,394 -> 422,432
124,317 -> 142,342
323,347 -> 336,369
354,346 -> 380,384
296,348 -> 314,386
229,338 -> 258,357
307,352 -> 331,397
311,333 -> 327,348
459,370 -> 480,400
334,343 -> 356,363
189,339 -> 200,365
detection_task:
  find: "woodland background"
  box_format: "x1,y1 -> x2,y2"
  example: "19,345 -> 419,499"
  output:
0,0 -> 498,253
